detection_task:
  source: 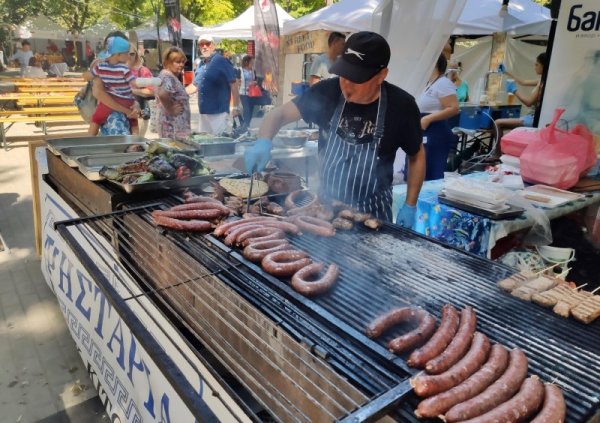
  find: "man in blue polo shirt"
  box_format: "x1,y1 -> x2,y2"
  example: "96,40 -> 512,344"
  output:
192,34 -> 241,135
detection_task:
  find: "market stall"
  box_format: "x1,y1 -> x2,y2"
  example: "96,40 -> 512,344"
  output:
34,133 -> 600,422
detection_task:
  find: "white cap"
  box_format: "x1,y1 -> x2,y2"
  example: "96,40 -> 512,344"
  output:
198,34 -> 214,43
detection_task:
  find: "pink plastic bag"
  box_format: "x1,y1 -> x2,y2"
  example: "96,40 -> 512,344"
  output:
520,108 -> 595,189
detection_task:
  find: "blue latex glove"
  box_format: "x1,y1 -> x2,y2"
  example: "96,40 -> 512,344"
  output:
497,63 -> 505,74
244,138 -> 273,172
396,203 -> 416,229
505,80 -> 517,94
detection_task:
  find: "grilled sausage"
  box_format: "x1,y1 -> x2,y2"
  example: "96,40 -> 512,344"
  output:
338,209 -> 356,220
242,230 -> 287,246
352,212 -> 371,222
366,307 -> 423,339
364,218 -> 383,230
412,332 -> 491,397
388,311 -> 437,354
242,239 -> 291,263
184,195 -> 222,204
214,217 -> 276,236
291,263 -> 340,296
170,201 -> 231,215
426,306 -> 477,374
408,304 -> 460,368
416,343 -> 509,419
153,209 -> 223,220
459,376 -> 545,423
224,224 -> 263,246
261,250 -> 312,277
530,384 -> 566,423
237,227 -> 286,246
152,214 -> 212,232
261,220 -> 301,235
293,215 -> 336,237
445,348 -> 529,422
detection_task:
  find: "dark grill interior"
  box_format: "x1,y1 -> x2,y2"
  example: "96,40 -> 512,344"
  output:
66,198 -> 600,422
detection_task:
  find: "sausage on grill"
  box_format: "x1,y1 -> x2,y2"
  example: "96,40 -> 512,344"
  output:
412,332 -> 491,397
459,376 -> 545,423
152,214 -> 212,232
293,215 -> 335,237
445,348 -> 529,422
388,311 -> 437,354
237,227 -> 286,246
408,304 -> 460,368
261,250 -> 312,277
366,307 -> 425,339
214,217 -> 276,236
530,384 -> 566,423
415,343 -> 509,419
153,209 -> 223,220
242,230 -> 287,247
291,263 -> 340,296
242,239 -> 291,263
426,306 -> 477,374
224,224 -> 264,246
184,195 -> 222,204
169,202 -> 230,214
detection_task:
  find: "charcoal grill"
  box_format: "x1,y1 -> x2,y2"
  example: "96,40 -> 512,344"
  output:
55,199 -> 600,422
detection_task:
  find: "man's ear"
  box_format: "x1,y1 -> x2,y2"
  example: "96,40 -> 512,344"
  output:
377,68 -> 389,84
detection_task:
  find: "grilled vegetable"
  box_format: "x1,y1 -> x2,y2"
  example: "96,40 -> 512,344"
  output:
176,166 -> 192,180
99,166 -> 121,181
148,157 -> 176,180
171,153 -> 200,171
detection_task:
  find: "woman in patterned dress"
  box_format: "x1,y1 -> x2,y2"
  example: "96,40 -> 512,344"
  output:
155,47 -> 192,139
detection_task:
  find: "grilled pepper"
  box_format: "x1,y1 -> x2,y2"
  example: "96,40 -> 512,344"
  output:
148,157 -> 176,180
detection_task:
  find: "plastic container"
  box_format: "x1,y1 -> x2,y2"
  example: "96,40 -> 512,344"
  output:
501,127 -> 540,157
536,246 -> 575,264
521,154 -> 579,187
291,81 -> 309,96
183,71 -> 194,86
458,106 -> 492,130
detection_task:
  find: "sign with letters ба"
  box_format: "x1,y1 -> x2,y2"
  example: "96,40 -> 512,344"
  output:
38,171 -> 248,422
540,0 -> 600,150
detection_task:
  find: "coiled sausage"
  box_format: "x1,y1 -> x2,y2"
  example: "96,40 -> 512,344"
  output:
152,215 -> 212,232
415,343 -> 509,419
459,376 -> 545,423
412,332 -> 490,397
242,239 -> 291,263
530,384 -> 566,423
291,263 -> 340,296
261,250 -> 312,277
426,306 -> 477,374
388,311 -> 436,354
445,348 -> 529,422
408,304 -> 460,368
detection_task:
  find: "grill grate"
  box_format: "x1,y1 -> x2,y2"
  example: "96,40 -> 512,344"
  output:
63,199 -> 600,422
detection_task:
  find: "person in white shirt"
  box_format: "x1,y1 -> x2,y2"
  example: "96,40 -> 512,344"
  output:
9,41 -> 34,77
416,53 -> 459,180
309,32 -> 346,86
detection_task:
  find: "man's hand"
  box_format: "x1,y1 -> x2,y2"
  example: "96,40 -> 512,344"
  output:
231,106 -> 241,118
396,203 -> 417,229
244,138 -> 272,172
127,104 -> 141,119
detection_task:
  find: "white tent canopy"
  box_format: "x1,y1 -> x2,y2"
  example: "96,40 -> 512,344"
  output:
82,18 -> 120,42
282,0 -> 551,36
199,3 -> 294,40
134,15 -> 203,41
15,15 -> 70,40
454,0 -> 551,35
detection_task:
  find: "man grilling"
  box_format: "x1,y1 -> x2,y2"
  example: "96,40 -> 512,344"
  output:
244,32 -> 425,226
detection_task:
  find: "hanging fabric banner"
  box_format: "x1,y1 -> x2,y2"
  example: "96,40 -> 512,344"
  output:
253,0 -> 280,95
163,0 -> 183,48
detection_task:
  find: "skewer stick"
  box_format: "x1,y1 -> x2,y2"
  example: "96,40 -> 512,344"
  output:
575,283 -> 588,291
591,286 -> 600,295
535,263 -> 559,276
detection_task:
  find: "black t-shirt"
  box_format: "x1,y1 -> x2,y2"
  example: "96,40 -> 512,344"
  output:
293,78 -> 422,186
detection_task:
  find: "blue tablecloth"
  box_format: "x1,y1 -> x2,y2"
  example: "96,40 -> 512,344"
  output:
393,173 -> 600,258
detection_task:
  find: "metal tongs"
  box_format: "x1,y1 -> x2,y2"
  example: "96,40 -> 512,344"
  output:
246,170 -> 264,215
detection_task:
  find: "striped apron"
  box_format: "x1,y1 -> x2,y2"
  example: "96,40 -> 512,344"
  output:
319,87 -> 392,221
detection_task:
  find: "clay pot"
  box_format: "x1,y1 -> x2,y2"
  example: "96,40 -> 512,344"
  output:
266,171 -> 302,194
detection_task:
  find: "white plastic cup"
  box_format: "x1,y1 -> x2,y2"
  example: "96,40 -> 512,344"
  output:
136,77 -> 161,87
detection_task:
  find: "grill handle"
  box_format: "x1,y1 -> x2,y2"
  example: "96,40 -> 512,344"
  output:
338,379 -> 413,423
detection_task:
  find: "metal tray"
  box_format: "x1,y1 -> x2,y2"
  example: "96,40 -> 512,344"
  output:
438,192 -> 525,220
76,152 -> 146,181
187,136 -> 237,156
47,135 -> 148,155
107,174 -> 218,194
60,143 -> 147,167
153,138 -> 201,152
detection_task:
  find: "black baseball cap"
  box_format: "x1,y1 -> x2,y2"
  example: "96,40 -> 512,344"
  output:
329,31 -> 390,84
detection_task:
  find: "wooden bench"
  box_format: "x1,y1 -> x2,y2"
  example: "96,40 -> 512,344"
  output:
17,86 -> 82,93
0,106 -> 78,116
16,97 -> 75,106
0,114 -> 85,150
